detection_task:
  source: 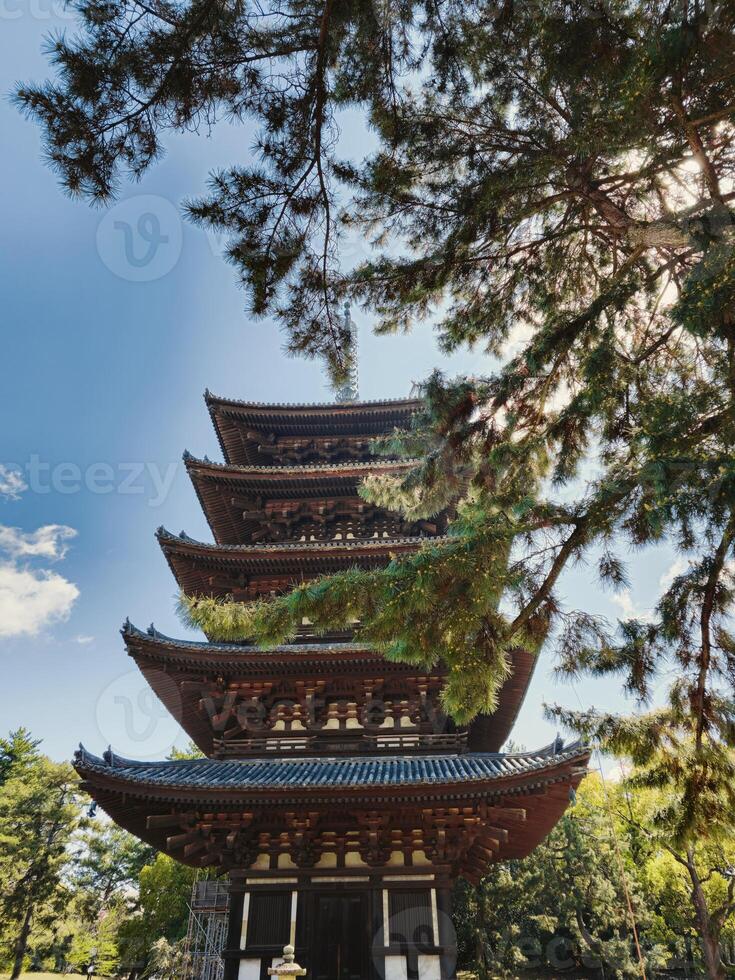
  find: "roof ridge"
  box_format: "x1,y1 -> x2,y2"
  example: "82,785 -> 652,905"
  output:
156,526 -> 448,553
122,619 -> 374,655
183,455 -> 418,475
205,392 -> 422,411
75,744 -> 590,774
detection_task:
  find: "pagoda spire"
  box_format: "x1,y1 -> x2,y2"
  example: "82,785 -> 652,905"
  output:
333,303 -> 359,402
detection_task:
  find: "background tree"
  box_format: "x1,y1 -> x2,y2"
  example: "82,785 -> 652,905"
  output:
611,773 -> 735,980
454,771 -> 735,979
116,853 -> 196,971
454,774 -> 663,980
0,731 -> 82,979
71,823 -> 154,921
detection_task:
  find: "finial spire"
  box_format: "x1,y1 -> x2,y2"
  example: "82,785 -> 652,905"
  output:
334,303 -> 359,402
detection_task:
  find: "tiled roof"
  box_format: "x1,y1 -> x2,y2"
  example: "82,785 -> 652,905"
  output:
75,742 -> 588,791
204,392 -> 421,412
156,526 -> 447,554
122,620 -> 373,656
182,453 -> 418,476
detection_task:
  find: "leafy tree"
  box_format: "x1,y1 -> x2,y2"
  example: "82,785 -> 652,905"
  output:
66,898 -> 126,976
0,729 -> 42,786
455,772 -> 735,979
612,776 -> 735,980
116,854 -> 196,970
0,733 -> 83,979
454,774 -> 663,979
167,741 -> 205,761
71,821 -> 154,921
146,937 -> 191,980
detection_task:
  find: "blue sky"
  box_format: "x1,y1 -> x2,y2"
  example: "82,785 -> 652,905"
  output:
0,5 -> 680,765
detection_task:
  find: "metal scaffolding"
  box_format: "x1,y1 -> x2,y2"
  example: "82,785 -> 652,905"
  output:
183,877 -> 229,980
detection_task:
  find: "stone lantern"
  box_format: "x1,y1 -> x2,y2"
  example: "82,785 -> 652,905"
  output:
267,945 -> 306,977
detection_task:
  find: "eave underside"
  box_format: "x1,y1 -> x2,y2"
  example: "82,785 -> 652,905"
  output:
205,395 -> 421,466
124,625 -> 537,756
75,746 -> 588,881
157,530 -> 432,599
184,457 -> 441,546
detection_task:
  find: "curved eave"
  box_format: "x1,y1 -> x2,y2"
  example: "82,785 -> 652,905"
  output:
205,391 -> 421,465
74,744 -> 589,869
123,623 -> 536,754
125,622 -> 413,673
123,623 -> 421,754
184,454 -> 418,546
75,743 -> 589,804
157,527 -> 435,598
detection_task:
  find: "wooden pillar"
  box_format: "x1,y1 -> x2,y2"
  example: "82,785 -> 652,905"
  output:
435,886 -> 456,980
223,877 -> 245,980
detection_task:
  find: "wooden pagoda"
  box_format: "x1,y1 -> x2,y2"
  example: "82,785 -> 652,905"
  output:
75,391 -> 588,980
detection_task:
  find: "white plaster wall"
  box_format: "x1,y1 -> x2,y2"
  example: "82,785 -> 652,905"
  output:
384,954 -> 408,980
237,958 -> 261,980
418,953 -> 442,980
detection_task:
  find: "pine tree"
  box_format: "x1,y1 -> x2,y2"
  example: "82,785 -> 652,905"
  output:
0,734 -> 83,979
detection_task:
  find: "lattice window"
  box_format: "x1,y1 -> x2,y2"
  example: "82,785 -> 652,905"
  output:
388,891 -> 434,949
246,891 -> 291,948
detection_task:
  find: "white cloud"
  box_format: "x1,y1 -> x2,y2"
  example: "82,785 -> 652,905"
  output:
610,590 -> 654,623
0,522 -> 80,639
74,634 -> 95,645
659,557 -> 687,592
0,465 -> 27,501
0,524 -> 77,560
500,320 -> 535,360
0,562 -> 79,637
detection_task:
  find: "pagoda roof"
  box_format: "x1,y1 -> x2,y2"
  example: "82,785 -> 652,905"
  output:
183,453 -> 417,545
75,740 -> 588,798
123,621 -> 536,754
157,526 -> 436,598
74,742 -> 589,872
123,619 -> 378,663
205,391 -> 421,466
184,453 -> 415,482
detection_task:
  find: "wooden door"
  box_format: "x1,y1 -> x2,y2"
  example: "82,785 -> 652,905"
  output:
312,892 -> 367,980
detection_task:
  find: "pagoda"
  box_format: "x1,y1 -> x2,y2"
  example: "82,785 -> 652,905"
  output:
75,388 -> 589,980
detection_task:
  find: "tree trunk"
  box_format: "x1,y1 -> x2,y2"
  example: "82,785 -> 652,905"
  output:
10,902 -> 33,980
687,851 -> 725,980
475,888 -> 490,980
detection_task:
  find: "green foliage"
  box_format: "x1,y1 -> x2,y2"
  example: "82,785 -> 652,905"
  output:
116,854 -> 196,967
455,773 -> 735,979
167,740 -> 205,761
16,0 -> 735,380
71,822 -> 154,920
66,900 -> 124,976
0,729 -> 200,977
455,774 -> 661,979
0,731 -> 83,978
146,937 -> 191,980
180,504 -> 522,722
